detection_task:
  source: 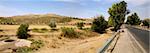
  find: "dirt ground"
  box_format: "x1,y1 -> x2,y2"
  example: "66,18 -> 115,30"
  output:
31,33 -> 111,53
0,25 -> 112,53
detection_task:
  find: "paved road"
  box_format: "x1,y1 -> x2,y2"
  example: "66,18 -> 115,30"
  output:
112,28 -> 144,53
127,26 -> 149,53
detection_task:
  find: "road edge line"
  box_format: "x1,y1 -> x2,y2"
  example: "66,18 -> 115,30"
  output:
126,28 -> 147,53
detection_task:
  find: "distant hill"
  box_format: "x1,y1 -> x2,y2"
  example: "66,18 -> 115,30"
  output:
0,13 -> 91,25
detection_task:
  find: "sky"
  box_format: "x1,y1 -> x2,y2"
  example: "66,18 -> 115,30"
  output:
0,0 -> 149,20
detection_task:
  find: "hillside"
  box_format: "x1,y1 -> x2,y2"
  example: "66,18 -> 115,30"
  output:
0,14 -> 91,25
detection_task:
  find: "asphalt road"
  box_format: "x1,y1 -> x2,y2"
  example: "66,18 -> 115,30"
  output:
127,26 -> 149,53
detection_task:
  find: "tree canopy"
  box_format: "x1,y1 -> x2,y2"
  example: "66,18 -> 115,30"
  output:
126,13 -> 141,25
91,16 -> 108,33
17,23 -> 29,39
108,1 -> 129,31
142,18 -> 150,28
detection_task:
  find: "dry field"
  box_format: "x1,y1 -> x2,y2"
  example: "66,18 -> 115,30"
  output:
0,25 -> 113,53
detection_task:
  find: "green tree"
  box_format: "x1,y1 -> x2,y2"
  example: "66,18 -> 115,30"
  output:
49,19 -> 57,29
108,16 -> 114,27
108,1 -> 129,31
91,16 -> 108,33
17,23 -> 29,39
77,22 -> 84,29
126,13 -> 141,25
142,18 -> 150,28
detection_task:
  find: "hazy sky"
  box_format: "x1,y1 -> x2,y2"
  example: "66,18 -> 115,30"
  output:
0,0 -> 149,20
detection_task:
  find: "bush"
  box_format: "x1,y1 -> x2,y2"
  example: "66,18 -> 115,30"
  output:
15,47 -> 32,53
142,18 -> 150,28
49,19 -> 57,29
77,22 -> 84,29
61,27 -> 79,38
91,16 -> 108,33
17,24 -> 29,39
41,28 -> 48,31
32,28 -> 38,32
29,39 -> 44,49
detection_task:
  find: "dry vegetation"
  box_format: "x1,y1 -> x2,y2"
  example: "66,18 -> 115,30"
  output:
0,14 -> 113,53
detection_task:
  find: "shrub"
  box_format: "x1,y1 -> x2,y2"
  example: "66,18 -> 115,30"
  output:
77,22 -> 84,29
142,18 -> 150,28
17,24 -> 29,39
91,16 -> 108,33
29,39 -> 44,49
32,28 -> 48,33
15,47 -> 32,53
32,28 -> 38,32
61,27 -> 79,38
49,19 -> 57,29
41,28 -> 48,31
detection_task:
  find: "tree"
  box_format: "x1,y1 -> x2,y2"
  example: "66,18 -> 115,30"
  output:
126,13 -> 141,25
142,18 -> 150,28
108,1 -> 129,31
91,16 -> 108,33
77,22 -> 84,29
49,19 -> 57,29
108,16 -> 114,27
17,23 -> 29,39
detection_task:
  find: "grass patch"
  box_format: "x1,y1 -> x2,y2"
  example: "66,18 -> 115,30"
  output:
32,28 -> 48,33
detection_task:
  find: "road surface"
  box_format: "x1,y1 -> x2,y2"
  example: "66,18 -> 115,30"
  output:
111,25 -> 149,53
112,28 -> 144,53
127,26 -> 149,53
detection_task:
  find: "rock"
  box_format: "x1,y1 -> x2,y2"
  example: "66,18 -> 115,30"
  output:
15,39 -> 32,47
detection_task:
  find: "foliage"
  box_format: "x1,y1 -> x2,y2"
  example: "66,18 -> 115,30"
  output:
32,28 -> 38,32
61,27 -> 79,38
32,28 -> 48,33
108,16 -> 114,27
108,1 -> 129,31
29,39 -> 44,49
60,17 -> 72,23
77,22 -> 84,29
142,18 -> 150,28
126,13 -> 141,25
0,17 -> 16,25
17,24 -> 29,39
91,16 -> 108,33
15,47 -> 32,53
41,28 -> 48,31
49,19 -> 57,29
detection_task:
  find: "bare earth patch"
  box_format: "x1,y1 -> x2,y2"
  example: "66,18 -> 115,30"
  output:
32,33 -> 111,53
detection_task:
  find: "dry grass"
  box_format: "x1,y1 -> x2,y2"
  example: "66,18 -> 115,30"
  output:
0,25 -> 113,53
